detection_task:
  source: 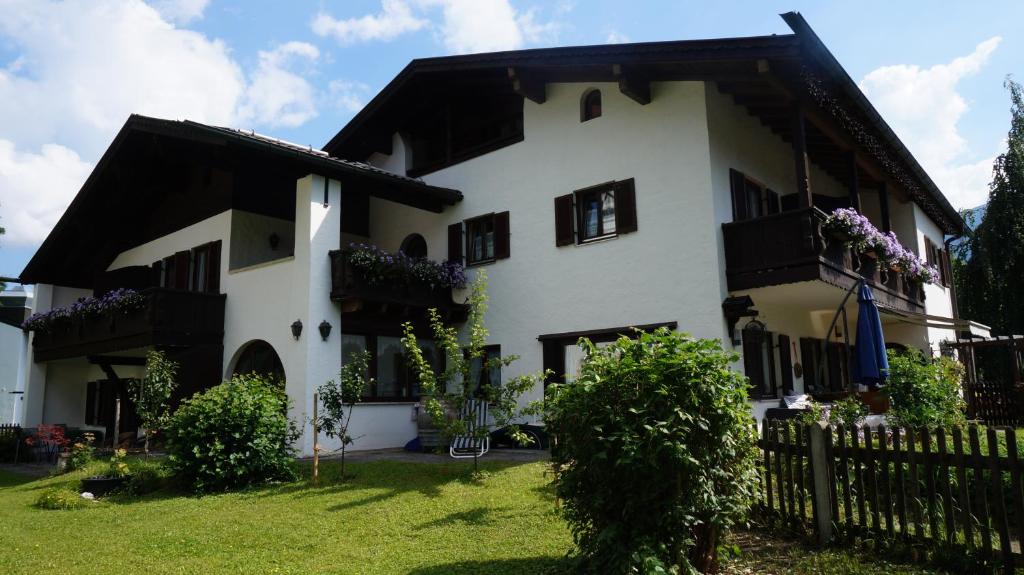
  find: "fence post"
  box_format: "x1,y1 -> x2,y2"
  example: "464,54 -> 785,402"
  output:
809,422 -> 834,545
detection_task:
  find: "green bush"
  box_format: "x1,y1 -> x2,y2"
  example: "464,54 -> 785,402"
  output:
545,329 -> 759,574
35,488 -> 87,510
123,458 -> 172,496
164,373 -> 298,493
829,396 -> 868,428
886,348 -> 966,429
65,433 -> 97,472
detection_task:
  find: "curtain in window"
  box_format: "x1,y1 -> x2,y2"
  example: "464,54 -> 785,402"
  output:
601,191 -> 616,234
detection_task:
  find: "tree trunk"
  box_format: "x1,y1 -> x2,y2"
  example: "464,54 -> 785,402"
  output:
688,523 -> 720,574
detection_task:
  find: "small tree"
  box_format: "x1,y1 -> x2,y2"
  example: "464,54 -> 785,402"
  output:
402,270 -> 544,472
545,329 -> 759,573
126,350 -> 179,456
886,348 -> 966,429
316,350 -> 371,481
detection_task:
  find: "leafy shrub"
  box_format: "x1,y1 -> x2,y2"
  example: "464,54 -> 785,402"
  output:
829,396 -> 868,428
545,329 -> 759,573
65,433 -> 96,472
886,348 -> 966,429
126,350 -> 179,455
164,373 -> 298,493
35,488 -> 86,510
106,449 -> 130,478
123,459 -> 172,496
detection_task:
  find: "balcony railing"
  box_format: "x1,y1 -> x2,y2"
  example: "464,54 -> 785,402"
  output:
329,250 -> 468,321
722,207 -> 925,313
31,288 -> 226,362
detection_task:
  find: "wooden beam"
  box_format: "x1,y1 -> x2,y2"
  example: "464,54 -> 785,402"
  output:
507,67 -> 546,104
791,104 -> 813,208
847,151 -> 861,211
878,181 -> 892,233
612,64 -> 651,105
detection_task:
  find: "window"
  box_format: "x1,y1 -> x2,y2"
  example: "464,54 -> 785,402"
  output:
343,332 -> 442,401
154,241 -> 221,293
581,89 -> 602,122
729,169 -> 779,222
468,345 -> 501,396
742,323 -> 778,399
554,179 -> 637,246
449,212 -> 510,266
233,340 -> 285,383
799,337 -> 851,398
466,215 -> 495,264
400,233 -> 428,259
924,237 -> 952,288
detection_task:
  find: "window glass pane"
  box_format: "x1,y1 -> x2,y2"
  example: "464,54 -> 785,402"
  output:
377,336 -> 406,398
584,196 -> 600,238
193,250 -> 208,292
468,218 -> 495,262
601,190 -> 616,234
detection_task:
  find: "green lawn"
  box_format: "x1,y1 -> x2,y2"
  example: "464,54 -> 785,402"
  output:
0,459 -> 572,575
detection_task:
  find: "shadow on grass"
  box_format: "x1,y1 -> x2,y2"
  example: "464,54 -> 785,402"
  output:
415,506 -> 517,530
0,469 -> 43,488
406,556 -> 570,575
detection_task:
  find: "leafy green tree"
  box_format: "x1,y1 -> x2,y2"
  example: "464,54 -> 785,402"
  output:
126,350 -> 179,456
401,270 -> 544,473
885,348 -> 966,429
545,329 -> 759,574
956,78 -> 1024,338
316,350 -> 371,481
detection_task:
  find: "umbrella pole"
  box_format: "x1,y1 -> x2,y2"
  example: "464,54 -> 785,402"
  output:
823,279 -> 863,393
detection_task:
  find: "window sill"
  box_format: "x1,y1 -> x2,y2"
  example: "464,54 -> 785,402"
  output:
577,234 -> 618,246
466,258 -> 496,268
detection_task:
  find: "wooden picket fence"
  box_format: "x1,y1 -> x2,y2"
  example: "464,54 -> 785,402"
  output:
964,380 -> 1024,426
759,419 -> 1024,572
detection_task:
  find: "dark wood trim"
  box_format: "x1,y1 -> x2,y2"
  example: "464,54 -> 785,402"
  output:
87,355 -> 147,367
878,182 -> 892,233
537,321 -> 677,343
613,64 -> 651,105
554,194 -> 575,246
507,67 -> 546,104
847,151 -> 861,211
791,103 -> 813,208
406,132 -> 524,178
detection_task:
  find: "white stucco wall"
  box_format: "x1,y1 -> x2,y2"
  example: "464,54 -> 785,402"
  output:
229,211 -> 296,270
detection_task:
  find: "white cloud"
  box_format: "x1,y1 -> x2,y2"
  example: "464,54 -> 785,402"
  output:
312,0 -> 427,44
859,37 -> 1002,209
0,141 -> 93,246
149,0 -> 210,23
328,80 -> 371,113
0,0 -> 328,247
313,0 -> 562,54
240,41 -> 320,128
605,29 -> 629,44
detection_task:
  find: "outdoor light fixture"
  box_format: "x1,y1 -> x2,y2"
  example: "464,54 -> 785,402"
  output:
291,319 -> 303,340
721,295 -> 758,345
268,232 -> 280,251
318,320 -> 332,341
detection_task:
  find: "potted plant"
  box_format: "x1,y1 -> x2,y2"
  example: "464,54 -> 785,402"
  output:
80,448 -> 131,497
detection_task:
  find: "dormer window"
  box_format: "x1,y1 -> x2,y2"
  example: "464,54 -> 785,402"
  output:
581,89 -> 602,122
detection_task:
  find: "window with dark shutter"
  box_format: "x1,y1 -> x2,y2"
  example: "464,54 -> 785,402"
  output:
730,169 -> 778,221
554,194 -> 574,246
614,178 -> 637,234
465,214 -> 497,265
800,338 -> 819,393
743,326 -> 777,399
447,222 -> 464,264
206,240 -> 222,293
778,334 -> 793,394
151,260 -> 163,288
939,248 -> 952,287
493,211 -> 510,259
173,250 -> 190,289
730,169 -> 748,221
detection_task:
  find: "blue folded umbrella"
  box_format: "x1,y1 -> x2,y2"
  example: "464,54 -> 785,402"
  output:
853,282 -> 889,388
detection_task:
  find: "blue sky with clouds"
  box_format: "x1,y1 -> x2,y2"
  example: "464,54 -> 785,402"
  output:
0,0 -> 1021,280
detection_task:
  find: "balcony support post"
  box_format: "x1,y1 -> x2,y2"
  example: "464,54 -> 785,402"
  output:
878,182 -> 892,233
846,151 -> 861,211
791,104 -> 813,209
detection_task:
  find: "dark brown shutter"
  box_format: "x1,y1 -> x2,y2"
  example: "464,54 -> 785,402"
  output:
766,189 -> 780,215
173,251 -> 191,289
614,179 -> 637,234
493,211 -> 510,259
826,341 -> 848,392
151,260 -> 163,288
447,222 -> 464,263
924,237 -> 936,266
554,194 -> 574,246
206,240 -> 222,293
800,338 -> 818,392
730,169 -> 748,221
778,334 -> 793,393
742,329 -> 764,396
939,248 -> 951,287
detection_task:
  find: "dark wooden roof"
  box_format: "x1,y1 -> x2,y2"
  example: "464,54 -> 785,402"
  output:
324,12 -> 964,235
21,115 -> 462,287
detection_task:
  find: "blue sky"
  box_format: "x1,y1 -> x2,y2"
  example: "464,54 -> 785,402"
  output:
0,0 -> 1021,281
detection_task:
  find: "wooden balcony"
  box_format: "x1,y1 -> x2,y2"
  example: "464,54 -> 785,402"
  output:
329,250 -> 468,323
722,207 -> 925,314
32,288 -> 226,362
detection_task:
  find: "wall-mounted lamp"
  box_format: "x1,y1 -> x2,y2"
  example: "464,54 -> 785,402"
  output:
722,295 -> 758,345
291,319 -> 303,340
269,232 -> 281,251
318,320 -> 332,341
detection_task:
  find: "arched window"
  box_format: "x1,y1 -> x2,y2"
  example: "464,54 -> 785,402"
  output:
581,89 -> 602,122
400,233 -> 428,259
232,340 -> 285,383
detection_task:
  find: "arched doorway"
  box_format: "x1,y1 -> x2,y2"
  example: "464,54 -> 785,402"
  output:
231,340 -> 285,383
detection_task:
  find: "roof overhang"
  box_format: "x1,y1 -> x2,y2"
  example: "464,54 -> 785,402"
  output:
324,12 -> 964,235
20,115 -> 462,287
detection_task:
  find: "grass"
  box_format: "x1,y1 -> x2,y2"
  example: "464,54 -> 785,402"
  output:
0,458 -> 571,575
0,456 -> 972,575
